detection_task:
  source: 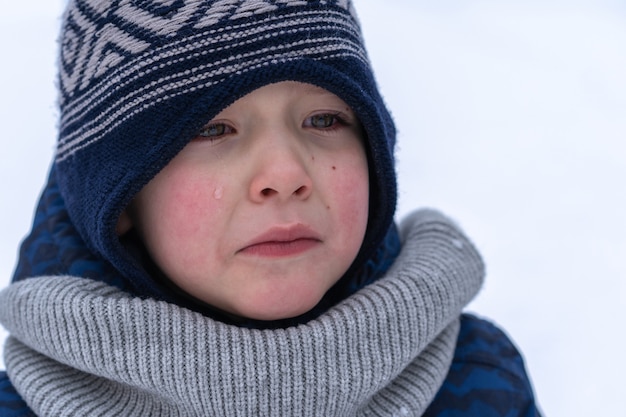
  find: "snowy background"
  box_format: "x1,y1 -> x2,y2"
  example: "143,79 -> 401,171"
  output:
1,1 -> 625,416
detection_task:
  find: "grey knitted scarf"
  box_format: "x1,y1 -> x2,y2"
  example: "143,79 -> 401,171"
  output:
0,210 -> 484,417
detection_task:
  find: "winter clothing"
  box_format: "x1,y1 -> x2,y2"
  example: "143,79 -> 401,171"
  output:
1,0 -> 541,415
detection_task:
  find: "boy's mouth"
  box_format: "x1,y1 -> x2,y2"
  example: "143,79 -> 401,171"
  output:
238,224 -> 322,257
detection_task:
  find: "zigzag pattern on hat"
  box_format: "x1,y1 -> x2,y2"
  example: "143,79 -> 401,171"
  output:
57,0 -> 364,161
59,0 -> 355,99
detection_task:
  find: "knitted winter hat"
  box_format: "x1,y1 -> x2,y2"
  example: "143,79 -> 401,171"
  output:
55,0 -> 397,302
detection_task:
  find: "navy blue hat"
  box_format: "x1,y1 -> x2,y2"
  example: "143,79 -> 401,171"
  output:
55,0 -> 397,302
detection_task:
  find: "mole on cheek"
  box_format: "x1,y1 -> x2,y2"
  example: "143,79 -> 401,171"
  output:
332,166 -> 336,170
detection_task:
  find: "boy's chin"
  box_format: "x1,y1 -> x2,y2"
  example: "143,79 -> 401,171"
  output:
233,301 -> 320,322
226,290 -> 326,322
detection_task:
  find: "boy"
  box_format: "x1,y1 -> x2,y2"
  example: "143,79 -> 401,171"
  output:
0,1 -> 540,416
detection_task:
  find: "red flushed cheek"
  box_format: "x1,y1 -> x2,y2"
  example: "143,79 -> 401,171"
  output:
326,163 -> 369,235
159,175 -> 223,241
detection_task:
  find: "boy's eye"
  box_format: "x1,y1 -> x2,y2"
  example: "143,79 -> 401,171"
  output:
195,122 -> 233,140
305,113 -> 344,129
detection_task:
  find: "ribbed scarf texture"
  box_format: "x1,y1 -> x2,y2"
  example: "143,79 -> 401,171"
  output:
0,210 -> 484,416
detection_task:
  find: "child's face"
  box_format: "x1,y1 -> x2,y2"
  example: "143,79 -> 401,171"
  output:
123,81 -> 369,321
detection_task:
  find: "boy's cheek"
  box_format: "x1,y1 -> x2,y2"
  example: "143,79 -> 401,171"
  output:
164,178 -> 227,234
136,165 -> 226,239
323,160 -> 369,239
327,156 -> 369,207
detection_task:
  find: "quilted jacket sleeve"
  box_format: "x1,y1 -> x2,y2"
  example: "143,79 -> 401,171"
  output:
423,314 -> 542,417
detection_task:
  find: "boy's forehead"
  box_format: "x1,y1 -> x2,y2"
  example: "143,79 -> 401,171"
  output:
299,84 -> 354,107
225,82 -> 349,111
298,83 -> 336,96
254,82 -> 338,96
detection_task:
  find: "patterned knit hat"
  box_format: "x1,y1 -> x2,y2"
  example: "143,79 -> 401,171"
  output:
55,0 -> 397,302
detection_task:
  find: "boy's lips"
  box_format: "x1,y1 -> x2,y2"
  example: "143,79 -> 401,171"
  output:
238,224 -> 322,257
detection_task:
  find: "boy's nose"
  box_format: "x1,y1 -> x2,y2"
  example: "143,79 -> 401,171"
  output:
248,134 -> 313,203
